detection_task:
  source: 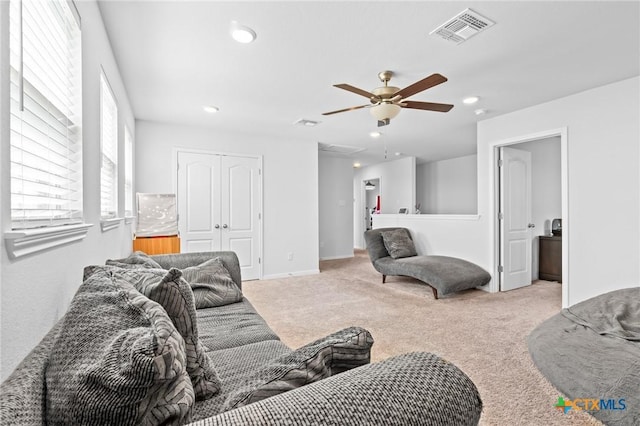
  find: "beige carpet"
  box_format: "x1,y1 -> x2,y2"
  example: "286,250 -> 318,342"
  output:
243,250 -> 601,425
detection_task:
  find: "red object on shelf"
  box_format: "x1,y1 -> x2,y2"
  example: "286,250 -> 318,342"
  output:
376,195 -> 381,213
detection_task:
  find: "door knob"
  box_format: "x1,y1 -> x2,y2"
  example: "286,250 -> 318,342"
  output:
528,223 -> 536,228
222,224 -> 228,229
214,224 -> 220,229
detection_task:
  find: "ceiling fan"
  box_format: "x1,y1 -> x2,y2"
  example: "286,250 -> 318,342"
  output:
323,71 -> 454,127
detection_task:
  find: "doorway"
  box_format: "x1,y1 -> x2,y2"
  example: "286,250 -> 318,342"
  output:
363,178 -> 380,232
493,129 -> 568,305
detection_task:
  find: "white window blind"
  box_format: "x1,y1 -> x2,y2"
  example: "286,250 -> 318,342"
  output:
9,0 -> 83,229
100,73 -> 118,219
124,126 -> 133,217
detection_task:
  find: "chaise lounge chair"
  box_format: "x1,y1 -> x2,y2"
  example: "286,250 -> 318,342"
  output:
364,227 -> 491,299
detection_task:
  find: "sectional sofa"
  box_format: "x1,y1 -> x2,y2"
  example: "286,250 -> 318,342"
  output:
0,251 -> 483,425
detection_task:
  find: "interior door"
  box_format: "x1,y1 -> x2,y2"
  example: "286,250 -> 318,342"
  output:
177,152 -> 221,253
221,156 -> 261,280
500,147 -> 533,291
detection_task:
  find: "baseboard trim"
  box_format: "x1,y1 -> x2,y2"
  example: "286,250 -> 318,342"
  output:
262,269 -> 320,280
319,254 -> 354,261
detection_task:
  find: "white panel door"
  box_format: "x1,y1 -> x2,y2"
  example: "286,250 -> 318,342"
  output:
221,156 -> 261,280
500,147 -> 533,291
177,151 -> 262,280
178,152 -> 221,253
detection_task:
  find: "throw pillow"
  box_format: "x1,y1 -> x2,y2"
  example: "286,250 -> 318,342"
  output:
105,250 -> 163,269
112,267 -> 222,401
223,326 -> 374,410
381,228 -> 418,259
45,267 -> 194,425
181,257 -> 243,308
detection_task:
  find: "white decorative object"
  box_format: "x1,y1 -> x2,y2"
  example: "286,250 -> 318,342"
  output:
136,193 -> 178,237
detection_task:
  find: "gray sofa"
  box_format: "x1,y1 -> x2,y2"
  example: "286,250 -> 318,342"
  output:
364,227 -> 491,299
0,251 -> 483,425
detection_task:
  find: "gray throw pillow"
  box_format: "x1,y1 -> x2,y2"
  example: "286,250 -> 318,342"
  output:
223,327 -> 374,410
108,266 -> 222,401
105,250 -> 163,269
45,266 -> 194,425
181,257 -> 243,308
381,228 -> 418,259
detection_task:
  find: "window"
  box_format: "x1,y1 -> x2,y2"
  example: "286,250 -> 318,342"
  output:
9,0 -> 82,229
124,126 -> 134,217
100,72 -> 118,219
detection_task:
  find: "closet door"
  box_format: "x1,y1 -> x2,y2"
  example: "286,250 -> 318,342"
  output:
221,155 -> 261,280
177,152 -> 222,252
177,151 -> 262,280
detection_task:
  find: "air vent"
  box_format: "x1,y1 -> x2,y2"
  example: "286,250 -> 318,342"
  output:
318,142 -> 365,155
430,8 -> 495,44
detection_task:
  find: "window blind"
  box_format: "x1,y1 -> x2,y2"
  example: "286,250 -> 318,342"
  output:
124,126 -> 133,217
100,73 -> 118,219
9,0 -> 83,229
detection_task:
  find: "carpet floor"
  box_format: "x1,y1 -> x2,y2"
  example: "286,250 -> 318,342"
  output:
243,250 -> 600,425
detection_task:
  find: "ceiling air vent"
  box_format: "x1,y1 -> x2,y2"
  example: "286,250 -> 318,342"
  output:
430,8 -> 495,44
318,142 -> 365,155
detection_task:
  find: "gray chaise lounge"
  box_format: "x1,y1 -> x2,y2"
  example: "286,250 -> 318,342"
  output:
364,227 -> 491,299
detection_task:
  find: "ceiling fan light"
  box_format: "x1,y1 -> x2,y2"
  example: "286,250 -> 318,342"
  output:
365,181 -> 376,190
370,103 -> 401,121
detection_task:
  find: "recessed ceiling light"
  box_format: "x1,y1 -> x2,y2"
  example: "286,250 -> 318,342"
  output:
353,162 -> 361,168
463,96 -> 480,105
474,108 -> 487,115
203,105 -> 219,113
230,21 -> 257,44
394,152 -> 402,156
369,131 -> 382,138
294,118 -> 320,127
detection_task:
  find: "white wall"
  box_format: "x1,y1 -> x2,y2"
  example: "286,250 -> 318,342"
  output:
318,153 -> 354,260
135,120 -> 319,279
373,215 -> 486,267
515,137 -> 562,280
478,76 -> 639,306
353,156 -> 416,248
416,155 -> 477,214
0,0 -> 136,379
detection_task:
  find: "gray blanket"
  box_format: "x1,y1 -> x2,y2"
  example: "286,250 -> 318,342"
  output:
528,288 -> 640,425
562,287 -> 640,341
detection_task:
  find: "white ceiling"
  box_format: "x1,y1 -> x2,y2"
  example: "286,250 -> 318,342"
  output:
97,1 -> 639,166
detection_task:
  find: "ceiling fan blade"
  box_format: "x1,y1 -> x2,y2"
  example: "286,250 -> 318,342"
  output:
393,73 -> 448,99
322,104 -> 370,116
401,100 -> 454,112
334,84 -> 378,100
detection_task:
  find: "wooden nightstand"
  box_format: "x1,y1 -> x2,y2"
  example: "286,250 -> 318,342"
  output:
539,235 -> 562,282
133,236 -> 180,255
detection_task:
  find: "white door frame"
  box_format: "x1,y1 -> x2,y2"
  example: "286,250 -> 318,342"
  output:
490,128 -> 569,307
172,147 -> 264,280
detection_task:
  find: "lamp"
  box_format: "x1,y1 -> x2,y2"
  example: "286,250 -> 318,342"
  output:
365,181 -> 376,190
370,102 -> 401,122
